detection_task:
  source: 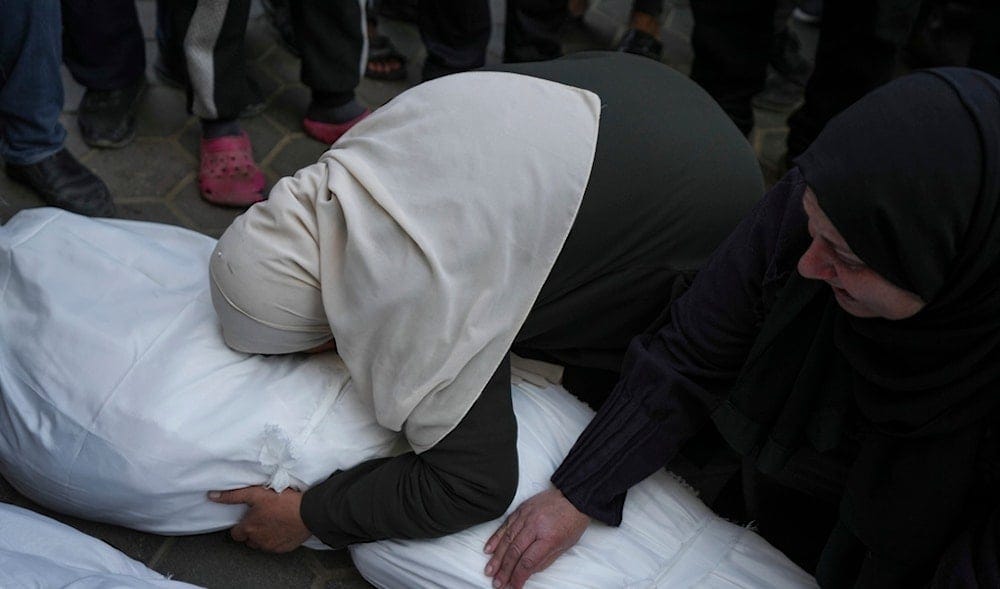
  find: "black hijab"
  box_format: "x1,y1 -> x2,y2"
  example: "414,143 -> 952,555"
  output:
713,68 -> 1000,586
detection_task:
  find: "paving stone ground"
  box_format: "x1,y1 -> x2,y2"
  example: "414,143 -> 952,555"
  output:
0,1 -> 817,587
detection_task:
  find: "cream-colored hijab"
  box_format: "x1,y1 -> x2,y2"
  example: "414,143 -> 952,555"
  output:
210,71 -> 600,452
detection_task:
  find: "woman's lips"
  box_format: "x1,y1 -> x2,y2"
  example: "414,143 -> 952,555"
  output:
831,285 -> 854,300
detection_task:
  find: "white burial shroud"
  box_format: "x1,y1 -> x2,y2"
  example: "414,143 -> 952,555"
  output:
0,209 -> 816,587
0,502 -> 200,588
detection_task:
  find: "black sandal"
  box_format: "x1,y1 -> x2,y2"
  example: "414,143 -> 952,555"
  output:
366,34 -> 408,81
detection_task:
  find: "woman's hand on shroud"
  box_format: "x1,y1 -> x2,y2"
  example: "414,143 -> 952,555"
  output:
208,486 -> 312,553
483,488 -> 590,588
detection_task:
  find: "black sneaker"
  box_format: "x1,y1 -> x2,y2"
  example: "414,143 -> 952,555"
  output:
5,149 -> 116,217
78,76 -> 147,149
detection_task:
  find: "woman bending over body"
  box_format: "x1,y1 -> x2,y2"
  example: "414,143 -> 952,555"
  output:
203,52 -> 763,552
486,67 -> 1000,588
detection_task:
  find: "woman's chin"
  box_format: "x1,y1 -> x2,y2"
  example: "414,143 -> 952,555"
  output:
833,288 -> 875,318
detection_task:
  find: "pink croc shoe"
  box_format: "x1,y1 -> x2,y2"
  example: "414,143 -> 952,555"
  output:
302,108 -> 371,146
198,132 -> 267,207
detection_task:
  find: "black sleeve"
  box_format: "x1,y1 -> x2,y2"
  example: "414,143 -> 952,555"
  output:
930,505 -> 1000,587
300,355 -> 519,548
551,172 -> 809,525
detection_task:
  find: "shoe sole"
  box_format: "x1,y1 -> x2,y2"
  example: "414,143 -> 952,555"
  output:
82,127 -> 137,149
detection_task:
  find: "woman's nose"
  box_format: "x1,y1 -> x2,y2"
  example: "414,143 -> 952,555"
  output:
797,239 -> 835,281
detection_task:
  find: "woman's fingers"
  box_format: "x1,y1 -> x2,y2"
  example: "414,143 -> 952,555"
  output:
209,486 -> 260,505
484,488 -> 590,588
493,528 -> 543,588
230,522 -> 249,543
485,511 -> 516,555
485,510 -> 524,575
508,541 -> 560,589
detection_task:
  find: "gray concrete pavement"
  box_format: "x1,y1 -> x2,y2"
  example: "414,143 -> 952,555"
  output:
0,1 -> 815,586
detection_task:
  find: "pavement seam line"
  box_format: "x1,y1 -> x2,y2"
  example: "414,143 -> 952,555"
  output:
147,535 -> 177,569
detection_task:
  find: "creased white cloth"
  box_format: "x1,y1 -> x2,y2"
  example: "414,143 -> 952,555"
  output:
0,209 -> 398,538
0,503 -> 201,588
351,378 -> 819,588
211,71 -> 601,452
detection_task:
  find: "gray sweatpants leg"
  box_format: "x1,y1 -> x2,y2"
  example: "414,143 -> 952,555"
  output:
166,0 -> 252,120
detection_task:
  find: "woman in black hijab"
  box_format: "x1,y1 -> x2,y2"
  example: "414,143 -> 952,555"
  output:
485,67 -> 1000,588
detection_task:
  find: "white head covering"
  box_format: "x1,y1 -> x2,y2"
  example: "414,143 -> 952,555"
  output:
210,71 -> 600,451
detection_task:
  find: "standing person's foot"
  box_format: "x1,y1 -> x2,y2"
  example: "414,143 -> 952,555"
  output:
366,30 -> 408,81
198,129 -> 267,207
5,149 -> 116,217
78,77 -> 147,149
302,97 -> 370,145
616,11 -> 663,61
616,29 -> 663,61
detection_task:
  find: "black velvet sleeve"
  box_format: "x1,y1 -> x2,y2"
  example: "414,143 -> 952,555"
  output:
551,171 -> 809,525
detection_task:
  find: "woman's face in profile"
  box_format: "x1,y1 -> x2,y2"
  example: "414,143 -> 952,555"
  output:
797,188 -> 926,320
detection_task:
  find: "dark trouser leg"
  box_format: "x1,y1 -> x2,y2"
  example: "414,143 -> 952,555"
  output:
968,0 -> 1000,78
0,0 -> 66,165
290,0 -> 365,97
417,0 -> 490,79
689,0 -> 776,135
168,0 -> 252,120
156,0 -> 187,81
61,0 -> 145,91
489,53 -> 762,396
300,356 -> 518,549
632,0 -> 665,18
785,0 -> 923,160
504,0 -> 566,63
